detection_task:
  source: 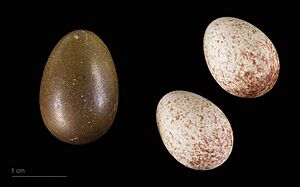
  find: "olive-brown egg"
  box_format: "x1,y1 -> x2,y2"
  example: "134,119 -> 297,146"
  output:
40,30 -> 118,145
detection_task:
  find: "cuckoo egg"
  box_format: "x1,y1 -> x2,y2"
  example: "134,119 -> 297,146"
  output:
156,91 -> 233,170
40,30 -> 119,145
203,17 -> 280,98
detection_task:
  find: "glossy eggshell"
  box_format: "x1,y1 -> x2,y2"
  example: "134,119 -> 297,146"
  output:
156,91 -> 233,170
40,30 -> 118,145
203,17 -> 280,98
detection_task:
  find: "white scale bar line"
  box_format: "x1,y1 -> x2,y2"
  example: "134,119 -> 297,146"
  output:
12,176 -> 67,178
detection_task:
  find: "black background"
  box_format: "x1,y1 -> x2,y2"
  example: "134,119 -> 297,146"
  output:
4,2 -> 298,185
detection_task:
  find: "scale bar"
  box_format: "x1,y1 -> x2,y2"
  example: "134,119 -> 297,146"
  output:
12,176 -> 67,178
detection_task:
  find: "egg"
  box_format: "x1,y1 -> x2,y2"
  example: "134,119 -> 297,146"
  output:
203,17 -> 280,98
40,30 -> 118,145
156,91 -> 233,170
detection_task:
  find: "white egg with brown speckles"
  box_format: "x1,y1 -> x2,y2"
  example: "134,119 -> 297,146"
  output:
203,17 -> 280,98
156,91 -> 233,170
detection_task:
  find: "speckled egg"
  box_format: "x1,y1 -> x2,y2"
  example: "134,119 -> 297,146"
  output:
40,30 -> 118,145
203,17 -> 280,98
156,91 -> 233,170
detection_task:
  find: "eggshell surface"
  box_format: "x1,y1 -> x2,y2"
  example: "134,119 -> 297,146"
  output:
203,17 -> 280,98
40,30 -> 118,145
156,91 -> 233,170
